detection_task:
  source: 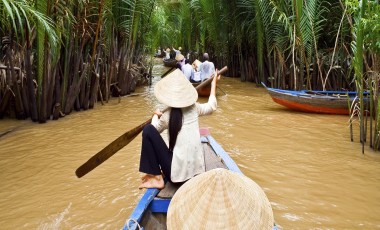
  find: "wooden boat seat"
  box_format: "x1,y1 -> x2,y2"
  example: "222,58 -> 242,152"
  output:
157,140 -> 227,199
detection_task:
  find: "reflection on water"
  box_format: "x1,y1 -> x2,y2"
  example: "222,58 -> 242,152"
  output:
1,61 -> 380,229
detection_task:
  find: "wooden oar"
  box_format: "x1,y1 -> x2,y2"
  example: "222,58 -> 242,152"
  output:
75,66 -> 227,178
195,66 -> 227,90
160,67 -> 174,78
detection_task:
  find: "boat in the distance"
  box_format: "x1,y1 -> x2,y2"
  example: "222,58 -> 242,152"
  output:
163,59 -> 177,68
262,83 -> 369,115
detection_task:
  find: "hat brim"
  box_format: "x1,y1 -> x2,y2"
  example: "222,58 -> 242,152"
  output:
167,168 -> 274,229
175,54 -> 185,61
154,69 -> 197,108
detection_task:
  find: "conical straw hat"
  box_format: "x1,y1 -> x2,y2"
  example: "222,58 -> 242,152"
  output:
154,69 -> 198,108
192,59 -> 202,71
175,54 -> 184,61
167,168 -> 274,230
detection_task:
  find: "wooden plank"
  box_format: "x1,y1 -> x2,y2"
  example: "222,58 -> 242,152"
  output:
139,210 -> 167,230
157,181 -> 181,198
203,143 -> 227,171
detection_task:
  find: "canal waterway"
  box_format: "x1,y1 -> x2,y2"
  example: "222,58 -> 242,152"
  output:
1,62 -> 380,229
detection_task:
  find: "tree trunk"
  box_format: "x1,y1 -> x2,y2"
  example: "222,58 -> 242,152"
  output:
79,77 -> 86,109
20,77 -> 30,118
83,77 -> 90,110
5,38 -> 25,119
39,39 -> 50,123
52,65 -> 62,120
0,87 -> 11,117
46,61 -> 58,119
63,39 -> 85,114
64,63 -> 89,114
25,28 -> 38,121
89,73 -> 99,109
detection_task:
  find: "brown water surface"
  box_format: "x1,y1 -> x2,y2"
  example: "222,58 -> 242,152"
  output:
1,63 -> 380,229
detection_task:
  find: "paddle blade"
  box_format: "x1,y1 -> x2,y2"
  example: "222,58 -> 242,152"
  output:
75,118 -> 152,178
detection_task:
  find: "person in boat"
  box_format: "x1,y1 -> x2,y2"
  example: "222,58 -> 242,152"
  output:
172,46 -> 182,60
138,68 -> 221,189
190,59 -> 202,83
175,54 -> 185,69
155,47 -> 162,57
199,53 -> 215,81
163,48 -> 171,60
181,59 -> 193,81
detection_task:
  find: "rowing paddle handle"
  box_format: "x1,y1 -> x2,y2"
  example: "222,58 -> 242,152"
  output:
195,66 -> 228,90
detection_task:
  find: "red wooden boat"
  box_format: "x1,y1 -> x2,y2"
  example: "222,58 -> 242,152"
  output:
192,66 -> 228,97
193,81 -> 211,97
262,83 -> 369,115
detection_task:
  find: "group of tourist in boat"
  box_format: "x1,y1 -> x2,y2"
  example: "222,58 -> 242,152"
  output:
160,46 -> 216,84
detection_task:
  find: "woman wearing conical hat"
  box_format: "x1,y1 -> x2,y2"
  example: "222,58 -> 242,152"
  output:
138,68 -> 221,189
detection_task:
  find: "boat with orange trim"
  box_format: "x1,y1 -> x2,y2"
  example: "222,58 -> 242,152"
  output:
262,83 -> 369,115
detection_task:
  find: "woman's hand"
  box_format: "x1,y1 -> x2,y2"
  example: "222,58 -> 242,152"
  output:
210,69 -> 221,96
153,109 -> 162,118
212,69 -> 221,85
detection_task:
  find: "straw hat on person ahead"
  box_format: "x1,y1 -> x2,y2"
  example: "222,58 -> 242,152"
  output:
154,69 -> 197,108
192,59 -> 202,71
175,54 -> 185,62
167,168 -> 274,230
166,48 -> 170,52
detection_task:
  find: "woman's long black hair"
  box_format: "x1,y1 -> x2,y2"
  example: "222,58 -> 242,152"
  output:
168,108 -> 183,151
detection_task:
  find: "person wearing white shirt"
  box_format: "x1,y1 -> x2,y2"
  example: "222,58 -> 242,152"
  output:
199,53 -> 215,81
181,59 -> 193,81
138,69 -> 221,189
172,47 -> 182,60
164,48 -> 171,60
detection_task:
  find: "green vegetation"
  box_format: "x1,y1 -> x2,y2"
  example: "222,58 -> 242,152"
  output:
0,0 -> 156,122
0,0 -> 379,151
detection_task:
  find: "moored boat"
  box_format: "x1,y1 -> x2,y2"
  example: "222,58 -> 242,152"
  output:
163,59 -> 177,68
123,128 -> 277,230
262,83 -> 369,115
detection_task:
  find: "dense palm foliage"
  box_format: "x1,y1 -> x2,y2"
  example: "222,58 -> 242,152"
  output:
1,0 -> 379,151
0,0 -> 156,122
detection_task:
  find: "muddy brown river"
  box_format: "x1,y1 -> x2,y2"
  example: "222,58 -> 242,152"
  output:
1,63 -> 380,229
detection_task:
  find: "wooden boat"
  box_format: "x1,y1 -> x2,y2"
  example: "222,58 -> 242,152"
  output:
123,128 -> 277,230
192,75 -> 215,97
163,59 -> 177,68
192,81 -> 211,97
262,83 -> 369,115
